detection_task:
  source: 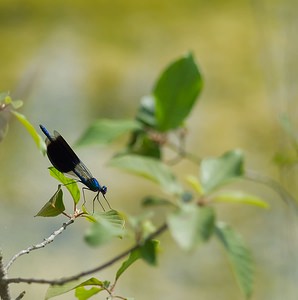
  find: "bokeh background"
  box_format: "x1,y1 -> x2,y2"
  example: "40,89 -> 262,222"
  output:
0,0 -> 298,299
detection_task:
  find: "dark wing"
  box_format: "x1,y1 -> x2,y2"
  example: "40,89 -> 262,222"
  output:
46,131 -> 81,173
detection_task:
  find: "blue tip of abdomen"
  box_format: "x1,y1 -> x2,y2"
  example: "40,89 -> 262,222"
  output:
39,124 -> 52,140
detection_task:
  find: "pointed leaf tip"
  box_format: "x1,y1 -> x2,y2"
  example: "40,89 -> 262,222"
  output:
154,53 -> 203,131
35,186 -> 65,217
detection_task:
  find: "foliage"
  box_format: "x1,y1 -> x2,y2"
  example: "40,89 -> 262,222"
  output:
0,53 -> 272,300
0,92 -> 46,152
215,222 -> 254,299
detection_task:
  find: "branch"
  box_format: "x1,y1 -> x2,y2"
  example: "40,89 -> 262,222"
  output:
0,251 -> 11,300
5,223 -> 168,286
4,219 -> 74,272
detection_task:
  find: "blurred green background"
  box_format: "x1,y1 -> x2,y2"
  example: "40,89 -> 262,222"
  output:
0,0 -> 298,299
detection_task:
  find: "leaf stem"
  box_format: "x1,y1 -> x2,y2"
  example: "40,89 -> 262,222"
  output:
165,140 -> 201,165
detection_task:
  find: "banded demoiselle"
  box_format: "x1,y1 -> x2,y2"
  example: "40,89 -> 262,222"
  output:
40,124 -> 110,210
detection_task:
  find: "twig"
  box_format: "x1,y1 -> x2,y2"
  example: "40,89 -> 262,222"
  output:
15,291 -> 25,300
166,140 -> 201,165
0,251 -> 11,300
5,223 -> 168,286
245,169 -> 298,208
4,219 -> 74,272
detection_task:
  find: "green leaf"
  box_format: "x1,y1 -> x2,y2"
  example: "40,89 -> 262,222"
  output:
139,239 -> 159,266
154,53 -> 203,131
167,204 -> 215,251
85,210 -> 125,247
115,240 -> 159,281
46,280 -> 82,299
212,191 -> 269,208
76,119 -> 141,146
75,278 -> 105,299
215,222 -> 254,299
109,155 -> 183,195
142,196 -> 174,207
75,287 -> 102,300
11,111 -> 46,154
49,167 -> 80,204
76,277 -> 105,288
35,186 -> 65,217
200,150 -> 244,193
115,247 -> 142,281
46,278 -> 105,300
126,130 -> 161,159
99,209 -> 125,227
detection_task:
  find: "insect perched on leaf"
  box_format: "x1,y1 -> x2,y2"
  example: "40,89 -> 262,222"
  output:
40,124 -> 110,210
